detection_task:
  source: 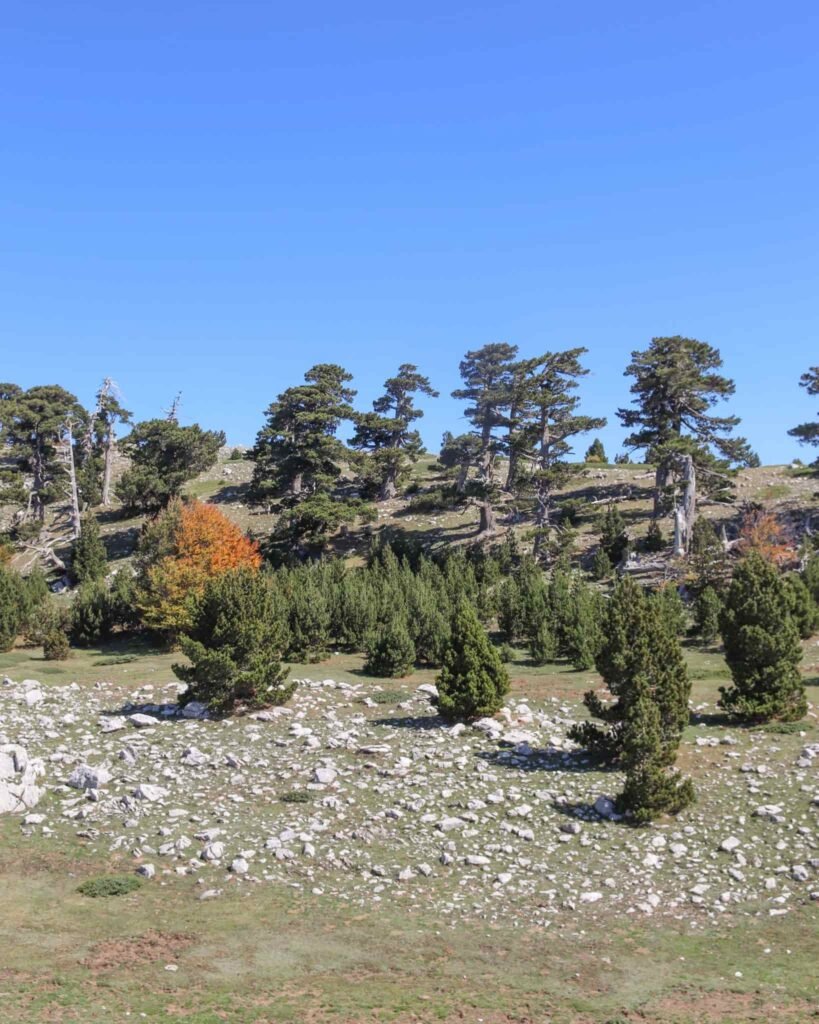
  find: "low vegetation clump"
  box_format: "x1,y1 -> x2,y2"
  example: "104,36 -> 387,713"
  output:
77,875 -> 142,898
279,790 -> 311,804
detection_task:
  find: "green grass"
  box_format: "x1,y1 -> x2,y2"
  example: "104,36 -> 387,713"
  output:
0,829 -> 815,1023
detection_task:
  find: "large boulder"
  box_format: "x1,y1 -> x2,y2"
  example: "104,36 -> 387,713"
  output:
0,744 -> 44,815
67,763 -> 112,791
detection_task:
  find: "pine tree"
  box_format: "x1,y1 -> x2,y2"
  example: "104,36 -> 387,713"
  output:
364,617 -> 416,677
511,349 -> 606,559
174,568 -> 293,714
250,364 -> 356,504
283,567 -> 331,660
119,419 -> 224,513
690,517 -> 729,592
599,504 -> 629,565
0,384 -> 88,526
564,584 -> 604,670
70,580 -> 115,646
528,616 -> 557,666
43,626 -> 71,660
591,546 -> 612,580
585,438 -> 607,463
618,337 -> 755,549
437,431 -> 481,494
0,566 -> 23,651
617,676 -> 695,823
787,366 -> 819,461
71,515 -> 107,584
694,586 -> 721,645
451,343 -> 519,535
719,552 -> 806,721
569,577 -> 690,765
437,601 -> 510,721
349,364 -> 438,500
643,520 -> 665,552
496,576 -> 523,642
652,584 -> 688,636
783,574 -> 819,639
92,379 -> 132,506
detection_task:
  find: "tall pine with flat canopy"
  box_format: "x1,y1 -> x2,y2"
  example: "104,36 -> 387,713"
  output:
349,364 -> 438,500
719,551 -> 806,722
510,348 -> 606,559
437,601 -> 509,721
451,343 -> 518,536
250,363 -> 356,503
617,336 -> 755,553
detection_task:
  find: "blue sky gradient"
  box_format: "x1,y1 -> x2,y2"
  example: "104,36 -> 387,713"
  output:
2,2 -> 817,461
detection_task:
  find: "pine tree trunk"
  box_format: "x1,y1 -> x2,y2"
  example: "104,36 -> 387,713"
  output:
64,422 -> 82,540
479,500 -> 496,534
654,462 -> 670,518
32,439 -> 46,522
379,474 -> 397,501
291,473 -> 303,497
673,455 -> 696,556
455,462 -> 469,494
101,424 -> 115,506
504,446 -> 518,493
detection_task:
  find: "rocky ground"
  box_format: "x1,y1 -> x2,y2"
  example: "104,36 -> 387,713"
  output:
3,672 -> 817,931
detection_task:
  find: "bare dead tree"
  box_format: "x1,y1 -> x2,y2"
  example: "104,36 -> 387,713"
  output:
165,392 -> 182,423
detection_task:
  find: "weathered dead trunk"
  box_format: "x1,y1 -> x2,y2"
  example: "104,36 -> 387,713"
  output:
32,439 -> 46,522
101,423 -> 116,506
63,420 -> 82,540
672,454 -> 696,556
291,473 -> 304,497
455,462 -> 469,494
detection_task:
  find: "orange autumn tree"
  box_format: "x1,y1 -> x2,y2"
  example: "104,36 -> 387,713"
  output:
137,499 -> 262,640
737,508 -> 794,567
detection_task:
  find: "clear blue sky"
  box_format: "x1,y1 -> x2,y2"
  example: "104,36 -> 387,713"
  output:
2,1 -> 817,462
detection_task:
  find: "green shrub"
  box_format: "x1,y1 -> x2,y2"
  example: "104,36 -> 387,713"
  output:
694,586 -> 721,644
77,875 -> 142,898
279,790 -> 311,804
174,568 -> 293,714
364,618 -> 416,678
0,566 -> 24,651
71,516 -> 108,584
70,581 -> 115,646
719,552 -> 806,723
43,629 -> 70,661
437,602 -> 510,722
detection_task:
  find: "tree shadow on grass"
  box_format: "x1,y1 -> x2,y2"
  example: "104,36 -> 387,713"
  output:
373,713 -> 445,731
475,746 -> 612,774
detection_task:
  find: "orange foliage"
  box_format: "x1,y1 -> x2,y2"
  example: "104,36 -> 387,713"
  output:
738,509 -> 794,566
138,500 -> 261,638
174,501 -> 262,577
